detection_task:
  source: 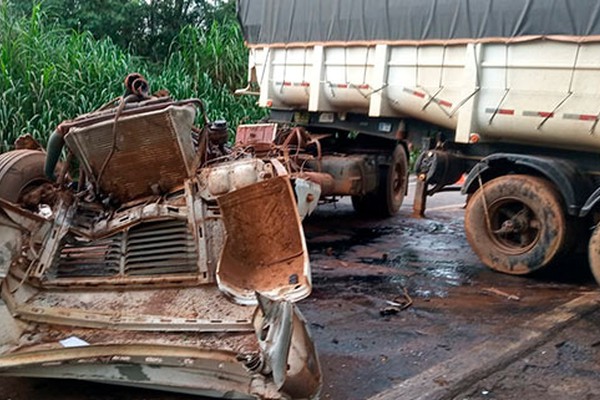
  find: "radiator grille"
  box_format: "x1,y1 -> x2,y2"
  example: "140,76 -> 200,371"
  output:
56,236 -> 121,278
125,220 -> 198,275
52,219 -> 198,279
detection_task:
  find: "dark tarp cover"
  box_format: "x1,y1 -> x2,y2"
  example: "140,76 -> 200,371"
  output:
237,0 -> 600,46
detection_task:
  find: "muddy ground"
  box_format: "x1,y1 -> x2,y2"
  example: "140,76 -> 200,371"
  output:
302,198 -> 598,400
0,192 -> 598,400
453,313 -> 600,400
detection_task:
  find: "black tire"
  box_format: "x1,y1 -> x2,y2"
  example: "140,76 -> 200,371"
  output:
352,144 -> 408,217
464,174 -> 567,275
588,224 -> 600,285
0,150 -> 48,202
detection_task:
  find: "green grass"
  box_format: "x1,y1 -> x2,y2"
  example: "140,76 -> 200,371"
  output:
0,3 -> 264,153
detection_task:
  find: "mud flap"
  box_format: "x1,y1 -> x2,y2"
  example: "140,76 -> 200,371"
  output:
217,176 -> 311,305
254,294 -> 322,399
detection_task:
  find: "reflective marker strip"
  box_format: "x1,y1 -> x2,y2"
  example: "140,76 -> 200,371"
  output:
485,108 -> 515,115
523,111 -> 554,118
564,113 -> 598,121
403,88 -> 426,98
276,81 -> 310,87
482,110 -> 600,120
437,99 -> 453,108
403,88 -> 452,107
328,83 -> 370,89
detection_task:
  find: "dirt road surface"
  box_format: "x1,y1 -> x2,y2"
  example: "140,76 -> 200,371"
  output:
1,185 -> 599,400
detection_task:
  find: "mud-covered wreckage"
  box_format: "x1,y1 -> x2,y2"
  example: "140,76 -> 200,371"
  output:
0,74 -> 322,399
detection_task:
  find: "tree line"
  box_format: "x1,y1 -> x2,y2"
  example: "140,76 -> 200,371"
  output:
9,0 -> 236,63
0,0 -> 262,152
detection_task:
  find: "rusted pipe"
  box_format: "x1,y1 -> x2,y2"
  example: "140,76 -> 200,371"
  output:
297,172 -> 337,196
298,169 -> 363,196
124,73 -> 145,95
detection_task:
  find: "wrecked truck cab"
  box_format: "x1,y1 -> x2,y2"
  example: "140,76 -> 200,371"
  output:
0,81 -> 321,399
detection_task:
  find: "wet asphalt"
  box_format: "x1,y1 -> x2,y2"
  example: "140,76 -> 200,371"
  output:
300,192 -> 598,400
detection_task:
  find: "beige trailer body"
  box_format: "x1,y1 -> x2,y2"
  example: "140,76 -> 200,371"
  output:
249,39 -> 600,153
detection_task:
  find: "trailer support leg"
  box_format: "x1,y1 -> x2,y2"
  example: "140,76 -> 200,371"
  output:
412,177 -> 427,218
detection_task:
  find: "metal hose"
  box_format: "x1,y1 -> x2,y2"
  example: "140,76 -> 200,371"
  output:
44,130 -> 64,181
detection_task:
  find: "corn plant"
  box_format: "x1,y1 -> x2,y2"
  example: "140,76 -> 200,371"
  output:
175,14 -> 248,90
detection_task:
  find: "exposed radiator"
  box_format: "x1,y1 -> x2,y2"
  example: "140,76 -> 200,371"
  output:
64,104 -> 197,203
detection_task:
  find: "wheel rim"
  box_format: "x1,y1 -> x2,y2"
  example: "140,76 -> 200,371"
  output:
487,197 -> 541,254
389,146 -> 407,208
391,161 -> 405,201
588,225 -> 600,285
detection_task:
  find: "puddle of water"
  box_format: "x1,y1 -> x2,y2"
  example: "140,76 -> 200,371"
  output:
422,261 -> 468,286
307,227 -> 397,254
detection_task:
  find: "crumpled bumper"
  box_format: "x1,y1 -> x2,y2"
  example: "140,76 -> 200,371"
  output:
0,293 -> 321,400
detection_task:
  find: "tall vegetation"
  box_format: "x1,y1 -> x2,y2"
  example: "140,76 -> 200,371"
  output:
175,15 -> 248,90
0,1 -> 263,153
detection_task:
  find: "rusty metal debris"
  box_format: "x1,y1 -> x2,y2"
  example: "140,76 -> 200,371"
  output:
379,288 -> 414,316
14,133 -> 43,151
0,75 -> 321,399
233,123 -> 379,205
482,287 -> 521,301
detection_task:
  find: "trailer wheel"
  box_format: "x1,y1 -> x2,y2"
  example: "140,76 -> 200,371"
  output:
464,174 -> 567,275
588,225 -> 600,285
352,145 -> 408,217
0,150 -> 48,203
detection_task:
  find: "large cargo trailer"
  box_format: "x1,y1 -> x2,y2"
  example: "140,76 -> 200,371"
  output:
237,0 -> 600,282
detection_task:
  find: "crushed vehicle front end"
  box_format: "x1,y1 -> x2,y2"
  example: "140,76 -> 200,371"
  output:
0,77 -> 321,399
